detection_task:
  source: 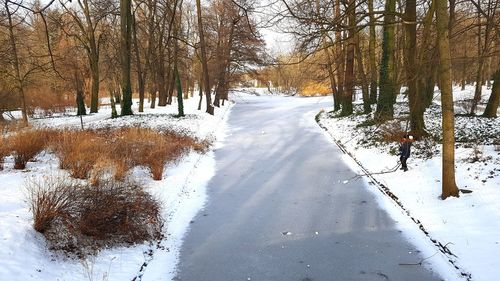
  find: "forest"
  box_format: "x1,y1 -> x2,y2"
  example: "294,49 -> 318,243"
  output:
0,0 -> 266,122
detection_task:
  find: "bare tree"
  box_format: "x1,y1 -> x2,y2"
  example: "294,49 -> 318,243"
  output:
435,0 -> 459,199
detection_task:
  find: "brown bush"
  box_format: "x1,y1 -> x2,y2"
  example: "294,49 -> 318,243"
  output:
51,131 -> 105,179
51,128 -> 209,181
27,176 -> 162,257
109,128 -> 204,181
0,135 -> 8,170
9,129 -> 52,169
26,176 -> 82,233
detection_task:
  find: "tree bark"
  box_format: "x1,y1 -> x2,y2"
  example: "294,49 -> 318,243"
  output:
483,69 -> 499,117
470,6 -> 492,115
89,52 -> 100,113
173,2 -> 184,117
196,0 -> 214,115
368,0 -> 378,104
341,0 -> 355,116
120,0 -> 133,116
132,14 -> 145,112
376,0 -> 397,120
405,0 -> 426,136
355,36 -> 371,114
334,0 -> 344,112
324,47 -> 339,110
75,71 -> 87,116
5,1 -> 28,124
435,0 -> 459,199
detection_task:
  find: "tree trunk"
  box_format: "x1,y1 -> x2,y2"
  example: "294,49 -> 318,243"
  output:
110,91 -> 118,119
417,1 -> 437,109
324,47 -> 339,110
405,0 -> 426,136
167,68 -> 176,105
470,57 -> 485,115
120,0 -> 133,116
173,3 -> 184,117
355,36 -> 371,114
483,69 -> 499,117
89,54 -> 100,113
368,0 -> 378,104
341,0 -> 355,116
132,15 -> 145,113
75,71 -> 87,116
470,7 -> 492,115
196,0 -> 214,115
334,0 -> 344,112
461,42 -> 467,90
376,0 -> 397,120
174,65 -> 184,117
198,78 -> 203,110
150,84 -> 157,109
435,0 -> 459,199
5,1 -> 28,124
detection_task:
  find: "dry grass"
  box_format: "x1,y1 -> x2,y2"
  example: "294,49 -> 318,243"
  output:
300,82 -> 331,96
26,176 -> 162,257
51,128 -> 209,181
20,127 -> 208,257
4,127 -> 208,180
26,176 -> 82,233
0,135 -> 8,170
9,129 -> 52,169
51,131 -> 104,179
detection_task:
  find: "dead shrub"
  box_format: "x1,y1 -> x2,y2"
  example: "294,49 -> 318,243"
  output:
9,129 -> 52,169
26,176 -> 82,233
0,135 -> 8,170
27,175 -> 162,257
77,180 -> 161,243
52,128 -> 209,181
52,131 -> 104,179
113,128 -> 202,181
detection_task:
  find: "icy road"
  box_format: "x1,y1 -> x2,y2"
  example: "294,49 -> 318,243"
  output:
174,95 -> 444,281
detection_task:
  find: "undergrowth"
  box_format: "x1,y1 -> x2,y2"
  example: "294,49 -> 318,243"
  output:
26,176 -> 162,258
1,127 -> 208,177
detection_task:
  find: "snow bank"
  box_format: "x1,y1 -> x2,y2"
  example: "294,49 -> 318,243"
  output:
318,85 -> 500,281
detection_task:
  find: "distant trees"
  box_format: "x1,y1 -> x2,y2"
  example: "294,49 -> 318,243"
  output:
0,0 -> 265,122
275,0 -> 498,199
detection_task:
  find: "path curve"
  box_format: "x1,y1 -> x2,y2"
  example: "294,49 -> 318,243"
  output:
174,95 -> 444,281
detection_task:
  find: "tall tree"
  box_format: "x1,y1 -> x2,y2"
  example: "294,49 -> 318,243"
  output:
334,0 -> 344,112
173,0 -> 184,117
404,0 -> 425,136
340,0 -> 355,116
196,0 -> 214,115
132,8 -> 145,112
58,0 -> 111,113
355,36 -> 370,114
120,0 -> 133,115
367,0 -> 378,104
375,0 -> 397,120
435,0 -> 459,199
4,0 -> 30,123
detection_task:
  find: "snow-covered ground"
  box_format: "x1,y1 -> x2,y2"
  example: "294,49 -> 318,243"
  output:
0,96 -> 232,281
318,84 -> 500,281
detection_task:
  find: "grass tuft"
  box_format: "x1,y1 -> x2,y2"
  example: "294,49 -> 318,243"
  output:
9,129 -> 51,169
